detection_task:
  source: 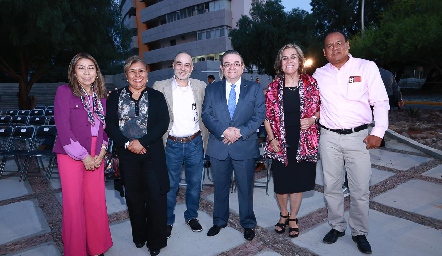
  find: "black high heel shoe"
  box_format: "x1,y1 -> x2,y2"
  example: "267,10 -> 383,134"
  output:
288,218 -> 299,238
274,212 -> 289,234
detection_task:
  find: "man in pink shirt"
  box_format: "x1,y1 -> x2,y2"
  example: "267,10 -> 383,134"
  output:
313,31 -> 389,254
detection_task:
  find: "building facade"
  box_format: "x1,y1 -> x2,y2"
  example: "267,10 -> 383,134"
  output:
120,0 -> 269,86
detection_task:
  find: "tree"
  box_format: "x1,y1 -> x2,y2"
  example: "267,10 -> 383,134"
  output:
0,0 -> 130,109
310,0 -> 392,38
350,0 -> 442,75
229,0 -> 317,77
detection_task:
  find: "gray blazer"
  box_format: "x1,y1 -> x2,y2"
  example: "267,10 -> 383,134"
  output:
153,78 -> 209,152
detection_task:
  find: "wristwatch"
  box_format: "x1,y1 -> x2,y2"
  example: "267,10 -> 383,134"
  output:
124,141 -> 130,149
312,116 -> 319,124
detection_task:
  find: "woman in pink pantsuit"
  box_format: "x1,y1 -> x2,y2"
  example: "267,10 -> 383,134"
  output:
53,53 -> 113,256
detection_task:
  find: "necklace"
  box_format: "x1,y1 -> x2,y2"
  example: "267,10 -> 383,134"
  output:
286,86 -> 299,91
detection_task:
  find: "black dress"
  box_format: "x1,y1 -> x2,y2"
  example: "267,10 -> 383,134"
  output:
272,87 -> 316,194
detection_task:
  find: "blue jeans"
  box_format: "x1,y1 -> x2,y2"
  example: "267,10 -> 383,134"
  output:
166,134 -> 204,225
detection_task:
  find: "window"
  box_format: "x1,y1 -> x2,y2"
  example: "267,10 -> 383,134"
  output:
206,30 -> 212,39
197,26 -> 230,41
197,31 -> 204,40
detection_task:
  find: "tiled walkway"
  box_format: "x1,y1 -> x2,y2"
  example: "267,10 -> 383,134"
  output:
1,134 -> 441,256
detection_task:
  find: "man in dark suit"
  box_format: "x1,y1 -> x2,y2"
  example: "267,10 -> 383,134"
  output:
202,50 -> 265,241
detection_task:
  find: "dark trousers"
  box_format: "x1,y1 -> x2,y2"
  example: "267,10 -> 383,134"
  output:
119,149 -> 167,250
210,157 -> 257,228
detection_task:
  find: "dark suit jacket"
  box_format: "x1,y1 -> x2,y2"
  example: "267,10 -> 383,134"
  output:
105,87 -> 170,193
53,84 -> 107,156
202,79 -> 265,160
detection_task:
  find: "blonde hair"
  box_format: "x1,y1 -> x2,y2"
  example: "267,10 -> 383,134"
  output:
68,53 -> 107,98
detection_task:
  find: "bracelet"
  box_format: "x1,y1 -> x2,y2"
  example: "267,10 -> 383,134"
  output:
268,138 -> 275,142
101,145 -> 107,150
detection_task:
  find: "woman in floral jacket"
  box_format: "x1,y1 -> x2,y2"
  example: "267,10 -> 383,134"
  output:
264,43 -> 320,238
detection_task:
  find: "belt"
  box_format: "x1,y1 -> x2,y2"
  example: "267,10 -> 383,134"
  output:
319,124 -> 369,135
168,131 -> 201,143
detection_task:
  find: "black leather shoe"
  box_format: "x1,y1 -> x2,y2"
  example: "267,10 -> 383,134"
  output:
244,228 -> 255,241
166,225 -> 173,239
352,235 -> 372,254
135,242 -> 145,248
149,248 -> 161,256
207,224 -> 227,236
323,229 -> 345,244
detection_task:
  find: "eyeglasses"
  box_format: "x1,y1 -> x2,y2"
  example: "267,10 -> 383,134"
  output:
222,62 -> 242,68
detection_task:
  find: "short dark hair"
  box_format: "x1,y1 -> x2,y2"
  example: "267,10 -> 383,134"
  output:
208,75 -> 215,80
220,50 -> 243,64
323,31 -> 348,46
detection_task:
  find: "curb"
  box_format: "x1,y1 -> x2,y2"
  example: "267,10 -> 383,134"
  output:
385,129 -> 442,160
403,101 -> 442,106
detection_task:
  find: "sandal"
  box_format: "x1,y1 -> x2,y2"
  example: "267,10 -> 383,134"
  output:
288,218 -> 299,238
274,212 -> 289,234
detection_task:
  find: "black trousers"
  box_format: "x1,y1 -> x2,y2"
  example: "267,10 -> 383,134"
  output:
118,149 -> 167,250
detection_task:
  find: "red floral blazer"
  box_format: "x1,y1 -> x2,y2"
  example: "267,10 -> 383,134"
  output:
264,74 -> 320,166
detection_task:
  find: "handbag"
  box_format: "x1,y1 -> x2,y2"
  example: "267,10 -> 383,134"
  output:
104,140 -> 120,180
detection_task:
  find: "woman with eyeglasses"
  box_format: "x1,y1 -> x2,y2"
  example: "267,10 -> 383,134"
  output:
264,44 -> 320,238
53,53 -> 112,256
105,56 -> 169,256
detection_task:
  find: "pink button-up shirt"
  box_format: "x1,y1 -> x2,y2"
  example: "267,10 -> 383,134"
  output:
313,54 -> 389,138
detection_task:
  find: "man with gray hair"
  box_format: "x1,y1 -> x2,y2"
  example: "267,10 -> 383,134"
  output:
153,52 -> 208,239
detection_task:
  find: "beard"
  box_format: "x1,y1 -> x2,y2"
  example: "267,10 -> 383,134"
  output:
174,72 -> 190,80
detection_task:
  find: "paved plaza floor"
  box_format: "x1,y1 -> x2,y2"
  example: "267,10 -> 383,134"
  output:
1,132 -> 441,256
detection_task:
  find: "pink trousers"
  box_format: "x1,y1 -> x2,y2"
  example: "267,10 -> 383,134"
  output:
57,137 -> 113,256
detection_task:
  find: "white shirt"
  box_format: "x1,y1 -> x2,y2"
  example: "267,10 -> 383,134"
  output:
225,78 -> 241,105
169,79 -> 200,137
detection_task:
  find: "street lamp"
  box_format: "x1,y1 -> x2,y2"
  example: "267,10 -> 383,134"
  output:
304,58 -> 313,68
361,0 -> 365,36
304,58 -> 314,75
